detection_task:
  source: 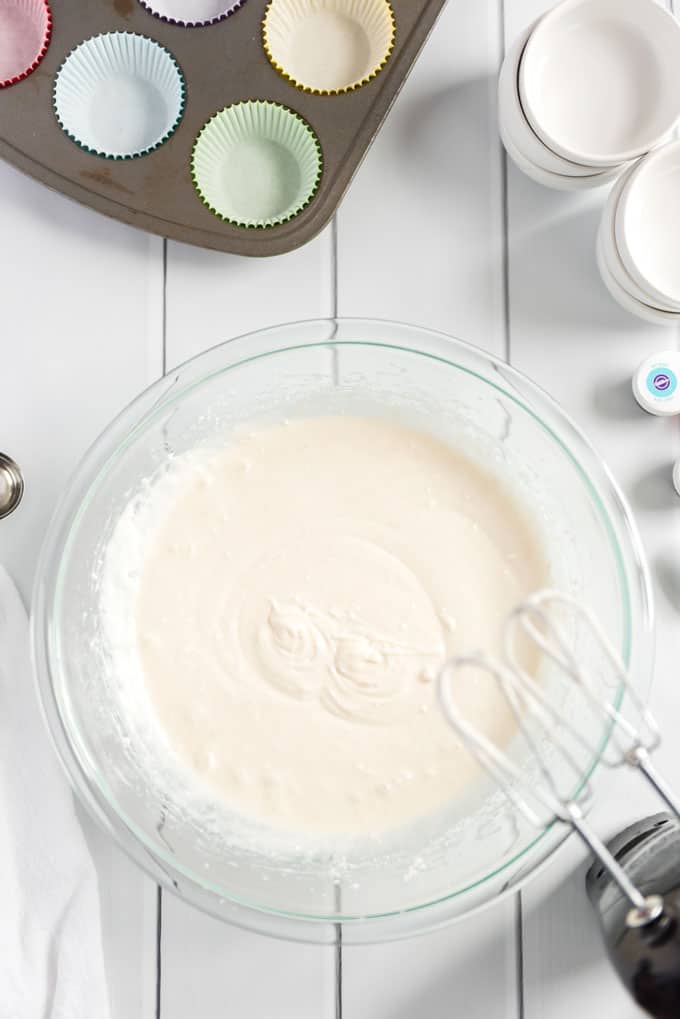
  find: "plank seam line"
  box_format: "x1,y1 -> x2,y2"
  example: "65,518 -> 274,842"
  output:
498,0 -> 522,1004
155,884 -> 163,1019
161,238 -> 168,377
331,215 -> 339,320
662,3 -> 680,432
156,236 -> 167,1019
331,217 -> 342,1019
330,215 -> 341,385
498,0 -> 511,365
515,892 -> 525,1019
334,927 -> 343,1019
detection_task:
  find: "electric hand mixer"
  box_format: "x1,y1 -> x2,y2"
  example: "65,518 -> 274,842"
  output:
438,590 -> 680,1019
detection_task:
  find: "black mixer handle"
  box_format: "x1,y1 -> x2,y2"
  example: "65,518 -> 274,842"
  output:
587,814 -> 680,1019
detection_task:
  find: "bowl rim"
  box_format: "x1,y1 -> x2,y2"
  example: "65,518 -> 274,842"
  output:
601,158 -> 680,314
30,317 -> 655,941
519,0 -> 680,166
614,139 -> 680,308
500,19 -> 615,177
499,106 -> 618,191
597,213 -> 680,324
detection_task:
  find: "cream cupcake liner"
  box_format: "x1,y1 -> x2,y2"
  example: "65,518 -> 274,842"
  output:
137,0 -> 246,28
0,0 -> 51,88
192,100 -> 323,228
53,32 -> 186,160
263,0 -> 395,95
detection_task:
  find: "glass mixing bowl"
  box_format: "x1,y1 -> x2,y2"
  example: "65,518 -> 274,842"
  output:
31,318 -> 653,943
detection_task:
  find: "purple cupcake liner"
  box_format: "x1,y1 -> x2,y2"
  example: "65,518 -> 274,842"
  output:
137,0 -> 246,27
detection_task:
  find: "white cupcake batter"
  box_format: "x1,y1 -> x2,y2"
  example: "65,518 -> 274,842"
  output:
128,416 -> 546,836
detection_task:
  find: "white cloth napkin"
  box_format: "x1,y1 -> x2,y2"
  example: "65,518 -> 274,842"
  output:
0,566 -> 110,1019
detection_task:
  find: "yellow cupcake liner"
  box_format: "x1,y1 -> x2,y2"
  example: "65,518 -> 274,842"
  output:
263,0 -> 395,96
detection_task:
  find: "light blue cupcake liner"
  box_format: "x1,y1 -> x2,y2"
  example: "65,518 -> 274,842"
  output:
53,31 -> 186,160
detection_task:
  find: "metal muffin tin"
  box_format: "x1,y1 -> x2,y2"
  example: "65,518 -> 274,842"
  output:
0,0 -> 447,256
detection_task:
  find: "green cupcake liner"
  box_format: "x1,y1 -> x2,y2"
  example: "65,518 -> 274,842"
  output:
191,100 -> 323,229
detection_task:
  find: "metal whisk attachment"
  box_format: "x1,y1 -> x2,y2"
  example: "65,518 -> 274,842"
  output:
438,589 -> 680,928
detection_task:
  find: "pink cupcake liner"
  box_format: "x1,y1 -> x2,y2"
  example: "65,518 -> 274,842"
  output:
0,0 -> 51,88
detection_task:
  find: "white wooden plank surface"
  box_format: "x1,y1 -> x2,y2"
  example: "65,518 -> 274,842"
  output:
164,233 -> 334,361
342,912 -> 520,1019
503,2 -> 680,1016
161,894 -> 337,1019
0,163 -> 161,1019
339,2 -> 520,1015
337,0 -> 506,347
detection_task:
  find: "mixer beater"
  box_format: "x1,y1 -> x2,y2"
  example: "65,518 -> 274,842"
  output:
437,590 -> 680,1018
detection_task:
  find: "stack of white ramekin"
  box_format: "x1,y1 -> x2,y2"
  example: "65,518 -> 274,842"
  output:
499,0 -> 680,323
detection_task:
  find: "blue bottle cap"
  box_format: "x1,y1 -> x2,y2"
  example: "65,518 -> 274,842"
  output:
632,351 -> 680,416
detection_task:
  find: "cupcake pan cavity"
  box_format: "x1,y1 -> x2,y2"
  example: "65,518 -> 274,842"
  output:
192,102 -> 322,227
53,33 -> 185,159
0,0 -> 446,254
137,0 -> 245,28
263,0 -> 395,94
0,0 -> 51,88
